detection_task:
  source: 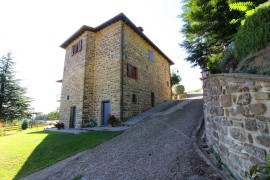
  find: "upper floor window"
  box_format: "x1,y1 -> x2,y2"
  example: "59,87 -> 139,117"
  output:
71,39 -> 82,56
148,50 -> 154,61
127,63 -> 138,79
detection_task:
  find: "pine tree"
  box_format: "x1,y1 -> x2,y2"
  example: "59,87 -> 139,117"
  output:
0,53 -> 32,122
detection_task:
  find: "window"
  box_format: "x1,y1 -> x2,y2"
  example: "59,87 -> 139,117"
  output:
148,50 -> 154,61
132,94 -> 137,103
167,81 -> 169,87
127,63 -> 138,79
71,39 -> 82,56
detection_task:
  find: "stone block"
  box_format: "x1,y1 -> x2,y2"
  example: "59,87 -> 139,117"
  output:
256,116 -> 270,122
227,139 -> 243,152
220,94 -> 232,107
230,128 -> 247,142
248,134 -> 253,143
241,86 -> 249,92
245,80 -> 254,86
233,121 -> 243,128
239,105 -> 254,117
227,85 -> 241,93
256,135 -> 270,147
216,106 -> 224,116
237,93 -> 251,105
245,119 -> 257,131
230,107 -> 239,116
255,92 -> 270,100
257,121 -> 268,133
220,143 -> 229,156
221,117 -> 232,126
213,131 -> 219,139
249,103 -> 267,116
243,144 -> 266,160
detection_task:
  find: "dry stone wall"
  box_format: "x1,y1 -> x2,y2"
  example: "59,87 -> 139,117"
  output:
204,73 -> 270,179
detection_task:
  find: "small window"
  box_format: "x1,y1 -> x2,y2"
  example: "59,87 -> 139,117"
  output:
78,39 -> 82,51
167,81 -> 169,87
132,94 -> 137,103
148,50 -> 154,61
127,63 -> 138,79
71,39 -> 82,56
67,95 -> 69,100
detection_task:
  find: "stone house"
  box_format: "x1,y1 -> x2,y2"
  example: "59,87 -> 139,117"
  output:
59,13 -> 174,128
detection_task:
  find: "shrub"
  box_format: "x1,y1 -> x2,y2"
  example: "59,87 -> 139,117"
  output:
54,122 -> 64,129
89,119 -> 97,128
234,1 -> 270,60
108,114 -> 116,124
248,154 -> 270,179
21,120 -> 28,130
172,84 -> 185,95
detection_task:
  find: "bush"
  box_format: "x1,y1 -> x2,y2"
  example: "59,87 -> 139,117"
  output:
89,119 -> 97,128
21,120 -> 28,130
234,1 -> 270,60
108,114 -> 116,124
54,122 -> 64,129
172,84 -> 185,95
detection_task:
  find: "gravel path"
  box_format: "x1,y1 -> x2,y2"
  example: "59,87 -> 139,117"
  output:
23,98 -> 224,180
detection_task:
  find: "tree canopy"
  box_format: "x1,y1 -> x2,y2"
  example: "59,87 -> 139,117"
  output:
171,72 -> 182,85
180,0 -> 268,73
0,53 -> 32,122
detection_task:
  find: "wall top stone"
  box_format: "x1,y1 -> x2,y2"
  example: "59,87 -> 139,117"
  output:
206,73 -> 270,82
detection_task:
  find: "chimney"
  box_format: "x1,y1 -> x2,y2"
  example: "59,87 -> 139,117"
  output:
137,26 -> 144,32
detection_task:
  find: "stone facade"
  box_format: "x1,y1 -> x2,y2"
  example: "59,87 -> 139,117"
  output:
203,73 -> 270,179
59,13 -> 173,128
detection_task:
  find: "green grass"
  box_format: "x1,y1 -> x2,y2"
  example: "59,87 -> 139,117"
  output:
0,127 -> 122,180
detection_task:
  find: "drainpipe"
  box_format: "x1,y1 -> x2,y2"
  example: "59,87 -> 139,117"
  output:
120,20 -> 127,121
169,66 -> 172,99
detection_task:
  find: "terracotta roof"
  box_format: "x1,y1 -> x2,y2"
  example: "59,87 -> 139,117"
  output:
60,13 -> 174,65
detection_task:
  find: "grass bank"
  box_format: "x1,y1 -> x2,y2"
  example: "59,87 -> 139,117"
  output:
0,128 -> 122,179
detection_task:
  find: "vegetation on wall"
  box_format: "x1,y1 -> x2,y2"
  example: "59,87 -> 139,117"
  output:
234,1 -> 270,60
180,0 -> 268,73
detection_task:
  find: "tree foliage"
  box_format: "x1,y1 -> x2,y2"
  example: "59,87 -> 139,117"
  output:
234,1 -> 270,60
172,84 -> 185,95
47,107 -> 60,120
180,0 -> 268,73
0,53 -> 32,122
171,72 -> 182,85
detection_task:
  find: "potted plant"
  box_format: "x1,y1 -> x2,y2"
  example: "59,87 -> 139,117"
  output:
54,122 -> 65,130
107,114 -> 116,127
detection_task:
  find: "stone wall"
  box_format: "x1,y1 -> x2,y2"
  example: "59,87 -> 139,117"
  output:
92,21 -> 122,125
60,32 -> 88,128
60,18 -> 172,127
204,73 -> 270,179
123,25 -> 171,119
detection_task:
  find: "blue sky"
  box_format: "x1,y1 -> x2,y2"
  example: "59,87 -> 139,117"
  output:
0,0 -> 202,113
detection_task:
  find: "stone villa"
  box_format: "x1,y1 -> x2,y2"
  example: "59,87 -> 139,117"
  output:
59,13 -> 174,128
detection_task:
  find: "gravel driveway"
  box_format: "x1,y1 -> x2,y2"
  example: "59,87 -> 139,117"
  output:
24,98 -> 224,180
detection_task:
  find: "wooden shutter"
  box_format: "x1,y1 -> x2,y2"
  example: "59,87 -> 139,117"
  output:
148,50 -> 154,61
133,67 -> 137,79
78,39 -> 82,51
71,45 -> 75,56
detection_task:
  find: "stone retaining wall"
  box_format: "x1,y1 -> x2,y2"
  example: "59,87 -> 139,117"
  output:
203,73 -> 270,179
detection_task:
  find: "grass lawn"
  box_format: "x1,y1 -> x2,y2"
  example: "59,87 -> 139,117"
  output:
0,127 -> 122,180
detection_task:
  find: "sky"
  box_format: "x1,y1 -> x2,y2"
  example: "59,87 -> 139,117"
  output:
0,0 -> 202,114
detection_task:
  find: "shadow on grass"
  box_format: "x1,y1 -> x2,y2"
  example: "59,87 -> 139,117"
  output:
14,130 -> 122,179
